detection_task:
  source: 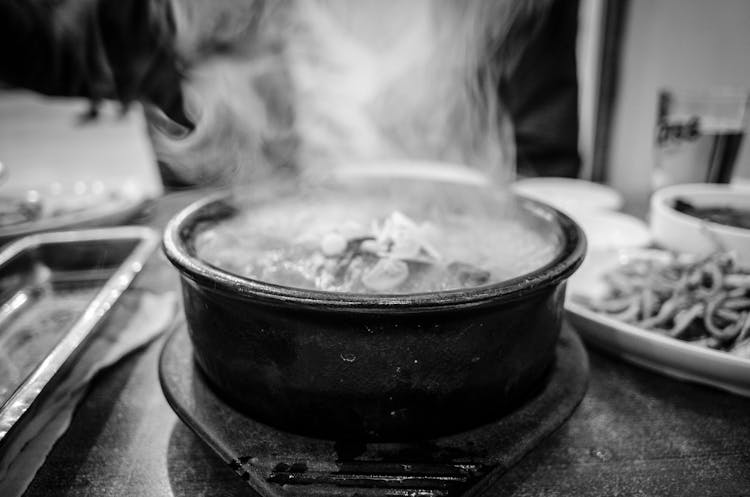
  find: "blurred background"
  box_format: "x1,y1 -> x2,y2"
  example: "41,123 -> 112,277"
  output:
598,0 -> 750,207
0,96 -> 162,196
1,0 -> 750,207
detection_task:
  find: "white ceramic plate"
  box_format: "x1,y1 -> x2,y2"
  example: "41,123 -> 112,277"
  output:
512,178 -> 650,251
566,249 -> 750,397
512,177 -> 624,213
0,180 -> 151,245
569,210 -> 651,251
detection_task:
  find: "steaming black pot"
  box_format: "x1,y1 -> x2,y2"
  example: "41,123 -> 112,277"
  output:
163,178 -> 585,441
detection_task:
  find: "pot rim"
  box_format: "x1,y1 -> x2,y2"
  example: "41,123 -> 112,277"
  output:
163,191 -> 586,311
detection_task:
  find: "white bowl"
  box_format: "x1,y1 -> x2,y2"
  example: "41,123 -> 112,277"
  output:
650,183 -> 750,263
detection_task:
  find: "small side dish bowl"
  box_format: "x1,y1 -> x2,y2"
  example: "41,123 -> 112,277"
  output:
651,183 -> 750,263
164,172 -> 586,441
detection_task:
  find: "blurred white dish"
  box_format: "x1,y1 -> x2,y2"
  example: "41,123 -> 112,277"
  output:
0,180 -> 150,244
651,183 -> 750,264
514,178 -> 649,252
566,248 -> 750,397
331,160 -> 492,187
512,177 -> 624,213
571,210 -> 651,251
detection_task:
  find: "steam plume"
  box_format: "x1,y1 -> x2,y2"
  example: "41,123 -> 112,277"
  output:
151,0 -> 550,186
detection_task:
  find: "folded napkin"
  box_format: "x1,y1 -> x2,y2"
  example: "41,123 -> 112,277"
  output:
0,290 -> 177,497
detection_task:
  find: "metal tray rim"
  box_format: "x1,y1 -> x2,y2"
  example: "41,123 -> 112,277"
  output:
0,226 -> 159,445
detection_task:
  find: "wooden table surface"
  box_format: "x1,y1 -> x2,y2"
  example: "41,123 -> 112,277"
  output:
14,191 -> 750,497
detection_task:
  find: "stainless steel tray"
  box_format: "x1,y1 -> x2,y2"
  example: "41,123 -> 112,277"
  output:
0,227 -> 159,451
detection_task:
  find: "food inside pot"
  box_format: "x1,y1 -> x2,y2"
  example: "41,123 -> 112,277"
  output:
193,185 -> 563,294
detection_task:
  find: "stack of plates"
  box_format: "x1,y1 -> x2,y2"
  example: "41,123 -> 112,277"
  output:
513,177 -> 651,251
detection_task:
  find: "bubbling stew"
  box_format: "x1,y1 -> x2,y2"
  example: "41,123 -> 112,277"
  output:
194,183 -> 563,294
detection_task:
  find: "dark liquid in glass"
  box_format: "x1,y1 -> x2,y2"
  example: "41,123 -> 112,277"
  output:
705,131 -> 744,183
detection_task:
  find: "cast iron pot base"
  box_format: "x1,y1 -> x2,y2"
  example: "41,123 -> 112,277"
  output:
159,322 -> 589,497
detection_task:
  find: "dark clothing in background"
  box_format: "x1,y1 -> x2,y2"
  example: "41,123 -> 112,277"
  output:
502,0 -> 581,178
0,0 -> 191,128
0,0 -> 110,100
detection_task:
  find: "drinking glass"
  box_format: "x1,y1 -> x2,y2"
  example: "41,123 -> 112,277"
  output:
653,88 -> 749,189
